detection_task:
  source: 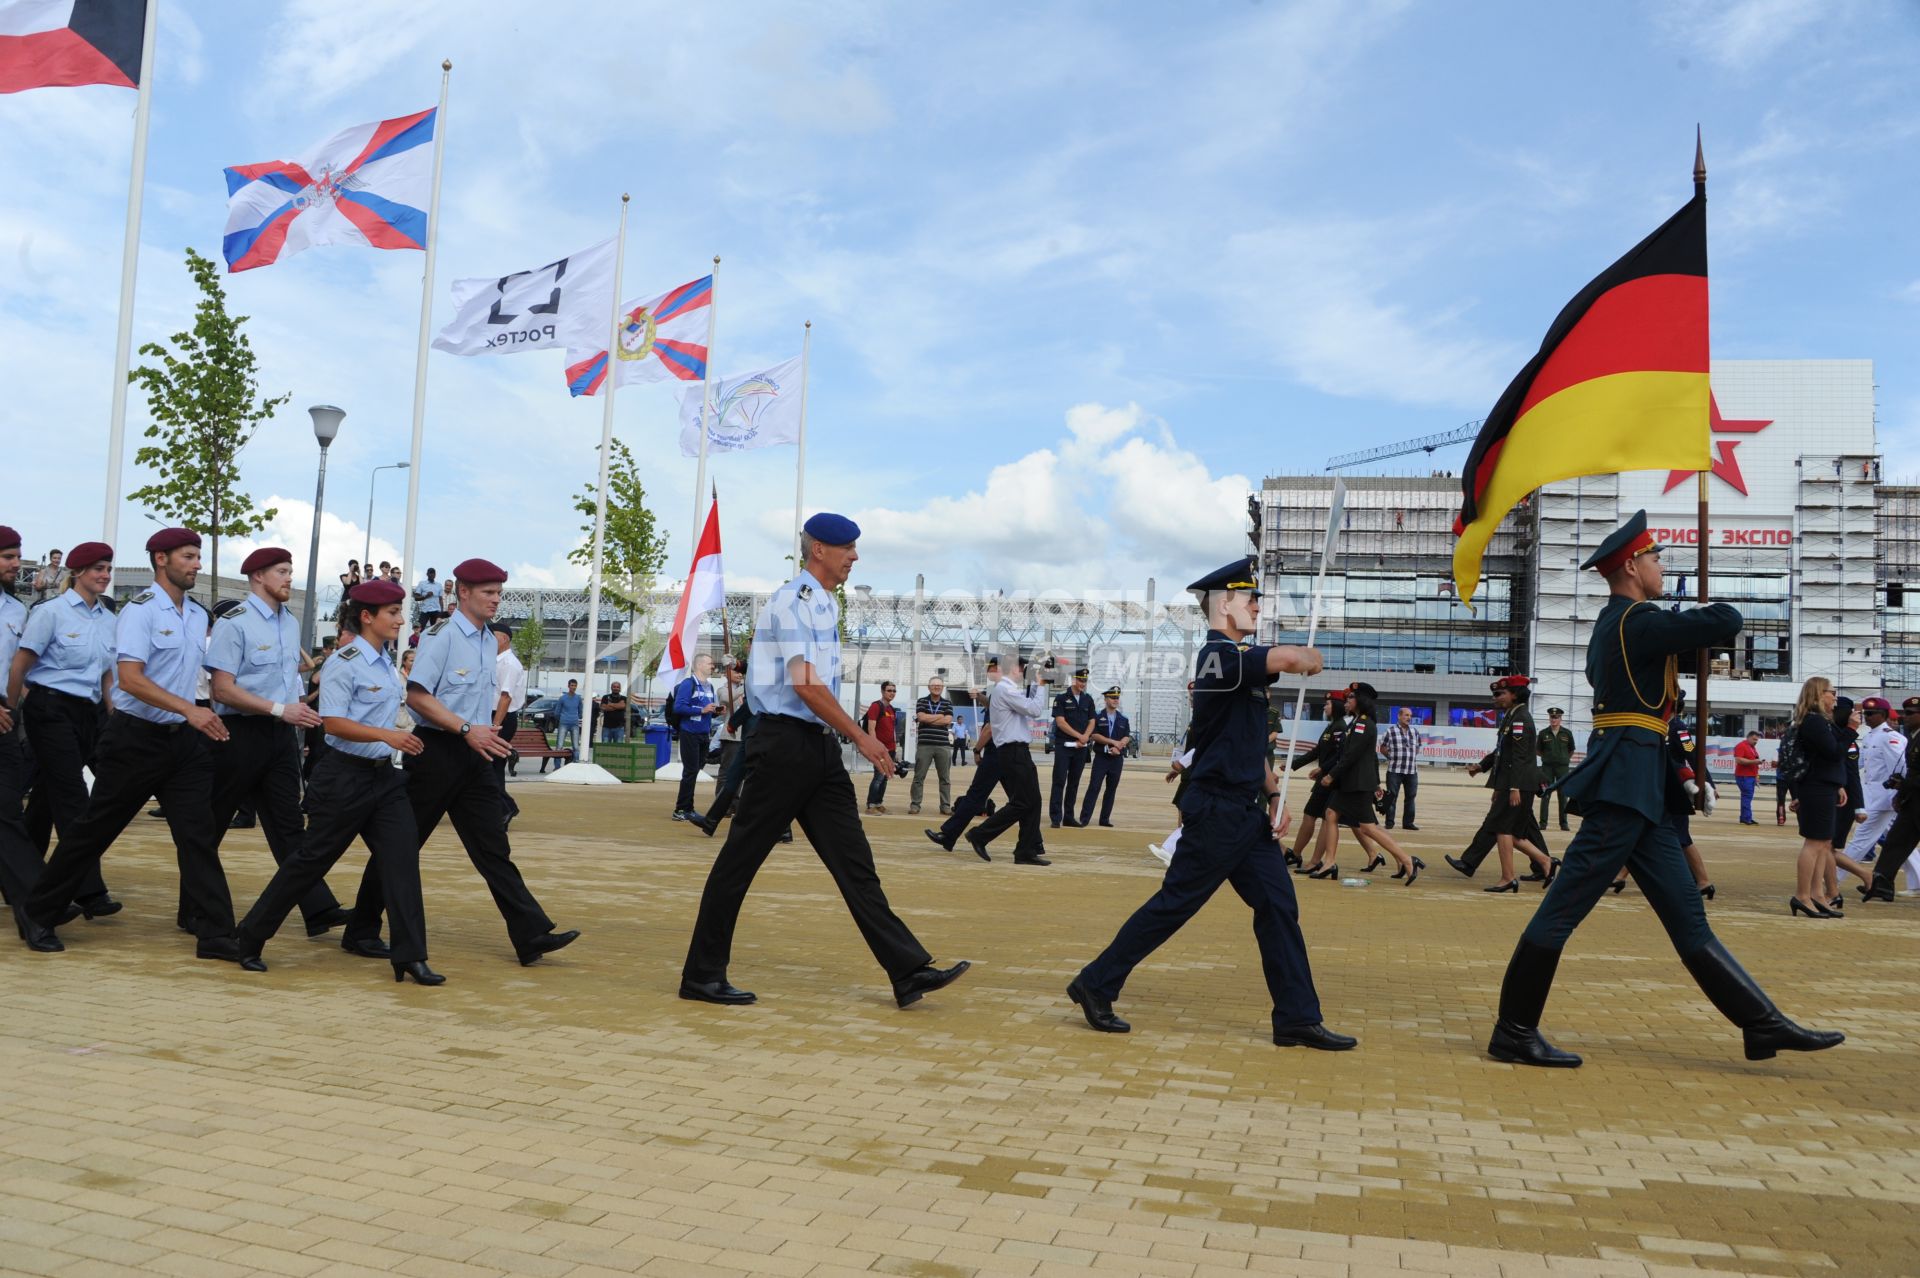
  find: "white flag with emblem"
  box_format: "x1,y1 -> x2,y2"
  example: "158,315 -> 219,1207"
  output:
676,357 -> 804,457
431,238 -> 615,356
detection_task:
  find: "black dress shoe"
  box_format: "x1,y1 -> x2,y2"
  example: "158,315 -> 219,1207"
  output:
1014,854 -> 1052,866
678,978 -> 756,1004
1097,820 -> 1115,828
195,936 -> 253,965
515,929 -> 581,966
1049,820 -> 1061,829
924,828 -> 955,851
1487,1019 -> 1582,1067
893,960 -> 970,1008
15,907 -> 63,952
1066,979 -> 1129,1033
78,897 -> 122,919
303,905 -> 355,938
1272,1023 -> 1357,1051
228,815 -> 257,829
1444,855 -> 1473,877
965,833 -> 992,862
393,960 -> 446,985
685,813 -> 713,834
1858,885 -> 1896,903
1062,818 -> 1082,828
1402,824 -> 1420,831
340,936 -> 392,959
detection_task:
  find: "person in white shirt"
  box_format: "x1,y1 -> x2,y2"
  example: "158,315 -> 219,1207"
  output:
962,652 -> 1056,865
493,625 -> 527,825
1842,696 -> 1904,881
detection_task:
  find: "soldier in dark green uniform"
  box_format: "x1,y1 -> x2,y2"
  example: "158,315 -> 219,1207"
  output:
1489,511 -> 1843,1068
1466,676 -> 1556,891
1536,707 -> 1576,831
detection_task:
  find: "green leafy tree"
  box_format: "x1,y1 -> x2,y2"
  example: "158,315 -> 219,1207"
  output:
512,608 -> 547,680
127,248 -> 289,602
567,437 -> 668,693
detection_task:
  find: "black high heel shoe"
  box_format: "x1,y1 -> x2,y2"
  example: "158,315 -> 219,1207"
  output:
1542,858 -> 1561,887
1817,898 -> 1843,918
1699,883 -> 1716,901
1402,857 -> 1421,886
392,960 -> 445,985
1363,855 -> 1386,873
1789,896 -> 1830,918
1284,850 -> 1302,868
1484,879 -> 1519,893
1306,864 -> 1340,880
1827,896 -> 1846,913
1607,880 -> 1626,895
1391,856 -> 1425,881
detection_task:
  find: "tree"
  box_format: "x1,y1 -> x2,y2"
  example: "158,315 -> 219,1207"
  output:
567,437 -> 668,695
127,248 -> 289,603
512,605 -> 547,681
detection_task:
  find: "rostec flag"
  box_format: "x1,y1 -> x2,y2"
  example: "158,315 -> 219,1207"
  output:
0,0 -> 143,92
564,275 -> 712,396
1451,192 -> 1711,605
433,238 -> 616,357
661,497 -> 724,688
222,108 -> 435,273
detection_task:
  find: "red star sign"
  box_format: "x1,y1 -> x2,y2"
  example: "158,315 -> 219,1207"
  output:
1662,393 -> 1772,495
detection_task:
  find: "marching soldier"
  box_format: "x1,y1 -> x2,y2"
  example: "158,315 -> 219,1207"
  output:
202,547 -> 352,938
1489,510 -> 1841,1067
1859,696 -> 1920,902
1077,686 -> 1132,827
1466,676 -> 1557,892
924,663 -> 1002,852
681,513 -> 969,1008
20,529 -> 245,960
1048,668 -> 1095,827
1292,690 -> 1348,876
0,526 -> 36,914
1067,556 -> 1354,1050
1536,707 -> 1575,831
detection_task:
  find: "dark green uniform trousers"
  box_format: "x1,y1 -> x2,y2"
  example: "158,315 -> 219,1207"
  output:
1520,802 -> 1710,955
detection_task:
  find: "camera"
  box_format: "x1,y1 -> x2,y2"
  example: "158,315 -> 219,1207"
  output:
892,759 -> 911,778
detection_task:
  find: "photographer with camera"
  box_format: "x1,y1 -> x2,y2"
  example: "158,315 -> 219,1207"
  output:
862,681 -> 904,813
963,651 -> 1055,865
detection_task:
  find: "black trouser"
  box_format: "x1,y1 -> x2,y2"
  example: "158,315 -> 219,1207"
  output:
935,744 -> 1002,846
1078,787 -> 1323,1030
1383,770 -> 1417,827
970,741 -> 1045,857
1538,765 -> 1570,827
242,752 -> 427,963
353,729 -> 554,950
704,724 -> 753,824
0,726 -> 38,906
1079,753 -> 1124,825
203,716 -> 339,928
20,691 -> 112,905
1870,805 -> 1920,895
682,715 -> 932,985
1049,746 -> 1088,823
492,712 -> 520,822
674,728 -> 708,812
1456,792 -> 1553,874
26,715 -> 235,939
301,718 -> 326,779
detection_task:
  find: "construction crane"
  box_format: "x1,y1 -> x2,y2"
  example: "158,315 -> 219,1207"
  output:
1324,420 -> 1483,473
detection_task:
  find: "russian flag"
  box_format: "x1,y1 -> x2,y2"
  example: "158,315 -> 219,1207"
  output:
0,0 -> 145,93
222,107 -> 435,273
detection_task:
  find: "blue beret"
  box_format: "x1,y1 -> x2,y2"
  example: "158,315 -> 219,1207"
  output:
1186,556 -> 1262,595
803,512 -> 860,546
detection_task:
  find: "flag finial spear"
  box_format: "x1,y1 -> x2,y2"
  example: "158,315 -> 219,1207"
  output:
1694,125 -> 1706,197
442,59 -> 451,71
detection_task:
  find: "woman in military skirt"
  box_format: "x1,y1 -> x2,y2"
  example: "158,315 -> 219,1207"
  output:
1321,683 -> 1420,884
1786,678 -> 1846,917
1292,692 -> 1347,877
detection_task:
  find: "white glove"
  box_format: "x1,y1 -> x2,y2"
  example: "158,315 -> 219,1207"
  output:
1702,781 -> 1717,817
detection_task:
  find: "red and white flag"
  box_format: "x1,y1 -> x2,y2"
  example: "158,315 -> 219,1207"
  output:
0,0 -> 146,93
661,496 -> 724,687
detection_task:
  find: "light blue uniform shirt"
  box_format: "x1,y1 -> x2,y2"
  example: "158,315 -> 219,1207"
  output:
746,569 -> 840,724
319,633 -> 402,759
0,593 -> 26,698
409,608 -> 496,727
20,589 -> 117,701
111,587 -> 210,724
204,592 -> 304,715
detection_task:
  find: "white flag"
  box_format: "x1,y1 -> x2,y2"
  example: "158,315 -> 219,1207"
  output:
677,357 -> 804,457
431,238 -> 615,356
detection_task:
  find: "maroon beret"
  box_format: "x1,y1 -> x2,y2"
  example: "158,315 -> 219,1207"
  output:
240,546 -> 293,575
348,578 -> 406,606
452,557 -> 508,584
145,527 -> 202,554
67,541 -> 113,569
0,525 -> 19,551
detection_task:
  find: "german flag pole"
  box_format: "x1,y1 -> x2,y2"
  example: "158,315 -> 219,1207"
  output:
1693,130 -> 1712,812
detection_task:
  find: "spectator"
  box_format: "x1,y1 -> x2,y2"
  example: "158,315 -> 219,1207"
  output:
414,566 -> 443,627
347,559 -> 362,585
952,713 -> 970,765
548,678 -> 583,771
1733,730 -> 1762,825
387,564 -> 402,583
1377,706 -> 1423,831
31,547 -> 63,602
863,681 -> 901,814
670,655 -> 719,819
377,560 -> 392,582
600,681 -> 631,743
493,625 -> 524,825
711,661 -> 745,773
910,677 -> 954,815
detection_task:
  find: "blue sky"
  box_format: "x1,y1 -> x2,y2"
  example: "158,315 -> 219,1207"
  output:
4,0 -> 1917,594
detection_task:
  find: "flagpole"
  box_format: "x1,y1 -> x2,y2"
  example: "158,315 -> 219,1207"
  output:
1693,128 -> 1711,808
714,480 -> 735,719
792,319 -> 811,564
100,0 -> 161,547
1276,479 -> 1346,819
574,193 -> 631,773
691,254 -> 721,553
400,59 -> 451,599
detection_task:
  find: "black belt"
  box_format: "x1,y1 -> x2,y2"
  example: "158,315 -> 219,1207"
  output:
326,750 -> 390,770
760,713 -> 835,735
116,715 -> 190,736
28,687 -> 99,709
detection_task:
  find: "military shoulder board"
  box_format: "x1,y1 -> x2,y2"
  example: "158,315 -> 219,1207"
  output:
337,647 -> 361,661
798,584 -> 814,600
426,619 -> 449,636
130,590 -> 153,605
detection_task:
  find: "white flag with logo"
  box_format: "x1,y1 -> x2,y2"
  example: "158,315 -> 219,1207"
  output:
431,238 -> 615,356
676,357 -> 804,457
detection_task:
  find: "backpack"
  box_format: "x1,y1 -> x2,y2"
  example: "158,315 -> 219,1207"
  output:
1775,723 -> 1808,789
664,678 -> 687,729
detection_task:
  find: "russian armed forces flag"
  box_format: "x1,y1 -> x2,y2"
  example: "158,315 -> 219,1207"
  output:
0,0 -> 145,93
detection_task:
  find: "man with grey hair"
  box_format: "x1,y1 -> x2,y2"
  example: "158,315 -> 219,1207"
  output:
909,676 -> 955,815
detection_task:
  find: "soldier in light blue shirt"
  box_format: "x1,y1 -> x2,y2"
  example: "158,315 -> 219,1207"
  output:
10,539 -> 120,920
0,525 -> 37,912
237,577 -> 435,981
681,512 -> 967,1010
203,547 -> 351,939
21,528 -> 247,962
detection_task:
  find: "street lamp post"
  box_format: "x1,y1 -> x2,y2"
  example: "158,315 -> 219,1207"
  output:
303,405 -> 345,653
363,461 -> 409,574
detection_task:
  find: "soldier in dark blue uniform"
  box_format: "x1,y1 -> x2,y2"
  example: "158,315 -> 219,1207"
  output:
1067,557 -> 1354,1050
1489,511 -> 1842,1067
1047,668 -> 1095,827
1078,687 -> 1132,827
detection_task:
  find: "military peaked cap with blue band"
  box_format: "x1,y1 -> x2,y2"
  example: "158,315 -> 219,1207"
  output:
1187,556 -> 1263,595
803,512 -> 861,545
1581,508 -> 1663,575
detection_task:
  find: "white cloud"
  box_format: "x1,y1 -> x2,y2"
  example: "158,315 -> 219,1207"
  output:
1654,0 -> 1831,70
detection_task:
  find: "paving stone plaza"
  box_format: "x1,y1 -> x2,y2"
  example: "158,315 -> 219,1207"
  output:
2,768 -> 1915,1277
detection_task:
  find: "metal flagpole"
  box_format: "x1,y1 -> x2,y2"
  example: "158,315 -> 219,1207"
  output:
400,59 -> 452,593
100,0 -> 161,547
714,480 -> 735,719
573,193 -> 631,773
1692,128 -> 1712,807
691,254 -> 721,551
792,320 -> 811,564
1275,478 -> 1347,818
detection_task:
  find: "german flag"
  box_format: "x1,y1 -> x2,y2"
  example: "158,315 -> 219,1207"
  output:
1452,192 -> 1710,604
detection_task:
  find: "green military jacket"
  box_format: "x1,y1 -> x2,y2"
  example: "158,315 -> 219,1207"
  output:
1479,703 -> 1542,793
1537,725 -> 1575,771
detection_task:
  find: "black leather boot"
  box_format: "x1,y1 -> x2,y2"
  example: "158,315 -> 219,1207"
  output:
1680,939 -> 1845,1061
1487,939 -> 1581,1067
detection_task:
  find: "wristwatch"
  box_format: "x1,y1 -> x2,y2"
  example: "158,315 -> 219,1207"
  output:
459,722 -> 471,736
